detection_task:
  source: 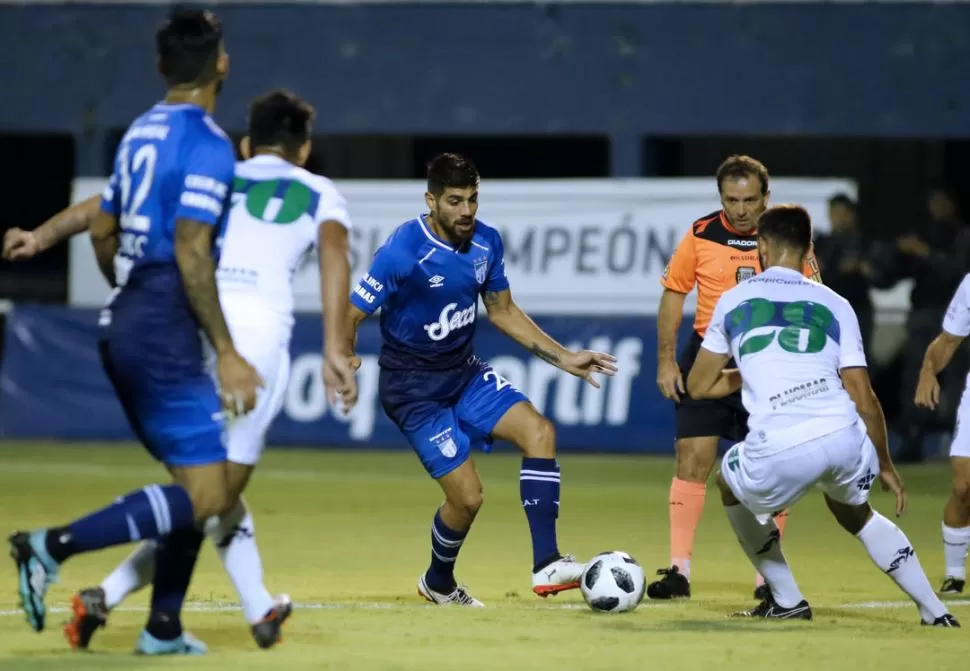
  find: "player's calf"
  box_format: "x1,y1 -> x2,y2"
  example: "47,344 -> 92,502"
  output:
492,402 -> 583,595
716,471 -> 808,613
423,461 -> 482,597
648,436 -> 717,600
941,459 -> 970,594
827,496 -> 957,626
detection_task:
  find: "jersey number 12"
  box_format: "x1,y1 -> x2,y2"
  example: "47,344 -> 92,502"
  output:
118,143 -> 158,233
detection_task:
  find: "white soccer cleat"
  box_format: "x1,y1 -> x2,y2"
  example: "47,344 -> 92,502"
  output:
532,554 -> 584,597
417,574 -> 485,607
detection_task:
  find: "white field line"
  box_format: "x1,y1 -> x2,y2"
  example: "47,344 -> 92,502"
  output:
0,599 -> 968,617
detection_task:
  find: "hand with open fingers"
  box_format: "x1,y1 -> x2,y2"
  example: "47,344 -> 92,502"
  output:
323,351 -> 360,415
3,228 -> 39,261
914,371 -> 940,410
217,350 -> 264,418
563,350 -> 618,389
656,358 -> 684,402
879,467 -> 907,517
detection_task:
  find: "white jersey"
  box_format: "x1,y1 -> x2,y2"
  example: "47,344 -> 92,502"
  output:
943,274 -> 970,341
701,266 -> 867,456
217,154 -> 352,342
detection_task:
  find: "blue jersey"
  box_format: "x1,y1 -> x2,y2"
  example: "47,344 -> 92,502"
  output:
97,102 -> 235,467
99,102 -> 235,380
350,215 -> 510,371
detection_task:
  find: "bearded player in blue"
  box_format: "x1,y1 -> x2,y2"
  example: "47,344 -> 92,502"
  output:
346,153 -> 618,606
8,8 -> 265,654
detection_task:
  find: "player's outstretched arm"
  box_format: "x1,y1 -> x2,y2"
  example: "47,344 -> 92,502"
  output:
915,332 -> 966,410
3,194 -> 101,261
841,366 -> 905,516
685,348 -> 740,400
482,289 -> 617,388
89,210 -> 120,286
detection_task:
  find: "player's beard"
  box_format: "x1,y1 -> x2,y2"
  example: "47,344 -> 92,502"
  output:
215,77 -> 225,95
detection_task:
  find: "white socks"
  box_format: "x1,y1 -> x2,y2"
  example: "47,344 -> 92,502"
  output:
205,498 -> 275,624
857,512 -> 947,622
724,504 -> 805,608
98,498 -> 274,624
101,540 -> 156,609
942,523 -> 970,580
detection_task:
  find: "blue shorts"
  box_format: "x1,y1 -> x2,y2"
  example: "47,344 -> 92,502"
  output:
99,337 -> 227,468
379,358 -> 528,479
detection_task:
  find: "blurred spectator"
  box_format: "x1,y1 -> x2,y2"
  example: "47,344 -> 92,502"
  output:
814,194 -> 874,353
870,185 -> 970,462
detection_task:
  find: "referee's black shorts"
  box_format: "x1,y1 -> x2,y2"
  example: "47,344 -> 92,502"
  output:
675,331 -> 748,442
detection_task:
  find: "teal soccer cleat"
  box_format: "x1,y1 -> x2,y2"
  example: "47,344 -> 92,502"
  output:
8,529 -> 60,632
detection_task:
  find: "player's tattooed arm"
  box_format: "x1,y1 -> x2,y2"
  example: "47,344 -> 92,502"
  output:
685,348 -> 738,400
484,288 -> 617,385
89,210 -> 120,286
174,218 -> 234,355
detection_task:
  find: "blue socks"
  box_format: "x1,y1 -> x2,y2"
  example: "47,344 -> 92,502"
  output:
520,458 -> 561,570
146,526 -> 205,641
425,510 -> 467,593
45,484 -> 194,564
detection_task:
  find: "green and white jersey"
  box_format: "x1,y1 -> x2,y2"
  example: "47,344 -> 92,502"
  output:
701,266 -> 867,456
217,155 -> 352,337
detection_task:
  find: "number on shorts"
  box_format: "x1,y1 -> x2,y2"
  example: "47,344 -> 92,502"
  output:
483,370 -> 511,392
728,298 -> 838,358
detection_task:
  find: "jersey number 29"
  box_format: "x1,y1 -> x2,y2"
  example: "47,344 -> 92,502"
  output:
118,143 -> 157,233
731,299 -> 837,358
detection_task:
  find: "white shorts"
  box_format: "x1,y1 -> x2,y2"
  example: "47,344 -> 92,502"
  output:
207,311 -> 291,466
720,420 -> 878,523
950,385 -> 970,458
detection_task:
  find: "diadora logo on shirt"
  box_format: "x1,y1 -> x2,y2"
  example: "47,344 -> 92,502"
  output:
727,238 -> 757,248
424,302 -> 476,342
428,275 -> 445,288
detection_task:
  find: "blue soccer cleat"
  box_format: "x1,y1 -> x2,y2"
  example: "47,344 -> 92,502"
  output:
135,629 -> 208,655
8,530 -> 60,632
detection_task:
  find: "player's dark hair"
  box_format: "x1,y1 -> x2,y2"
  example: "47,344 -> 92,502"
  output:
249,89 -> 316,157
156,7 -> 223,87
426,153 -> 480,197
757,205 -> 813,257
716,155 -> 769,196
828,192 -> 856,211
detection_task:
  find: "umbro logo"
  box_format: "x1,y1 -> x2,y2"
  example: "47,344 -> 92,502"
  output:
429,275 -> 445,288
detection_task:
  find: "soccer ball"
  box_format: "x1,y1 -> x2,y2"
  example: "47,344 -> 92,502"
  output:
580,551 -> 646,613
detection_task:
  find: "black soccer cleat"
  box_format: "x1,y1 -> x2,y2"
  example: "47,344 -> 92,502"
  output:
250,594 -> 293,649
64,587 -> 108,650
939,577 -> 965,596
754,583 -> 771,601
731,596 -> 812,620
646,566 -> 690,600
923,614 -> 960,627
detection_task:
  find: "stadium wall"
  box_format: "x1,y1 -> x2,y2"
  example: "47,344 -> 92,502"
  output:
1,3 -> 968,142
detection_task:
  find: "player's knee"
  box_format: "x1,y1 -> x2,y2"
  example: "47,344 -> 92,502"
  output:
181,477 -> 234,521
520,415 -> 556,459
459,487 -> 484,520
952,478 -> 970,508
675,438 -> 717,482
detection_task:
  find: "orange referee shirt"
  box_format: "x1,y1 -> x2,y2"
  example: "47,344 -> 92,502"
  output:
660,211 -> 822,337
